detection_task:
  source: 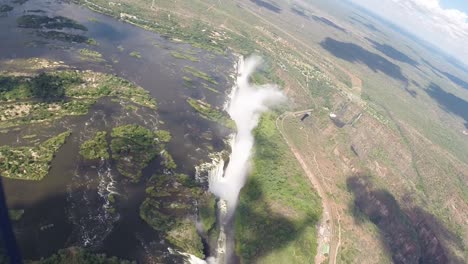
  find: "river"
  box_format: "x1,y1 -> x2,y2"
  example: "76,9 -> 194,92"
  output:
0,0 -> 234,262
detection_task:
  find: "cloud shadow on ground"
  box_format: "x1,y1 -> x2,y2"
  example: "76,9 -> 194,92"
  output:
320,37 -> 407,82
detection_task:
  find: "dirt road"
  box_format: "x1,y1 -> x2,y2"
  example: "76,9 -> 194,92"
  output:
276,111 -> 341,264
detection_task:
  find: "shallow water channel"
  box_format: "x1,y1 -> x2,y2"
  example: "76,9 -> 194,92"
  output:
0,0 -> 234,262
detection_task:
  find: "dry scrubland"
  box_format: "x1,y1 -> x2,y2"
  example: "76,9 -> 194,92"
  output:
70,0 -> 466,263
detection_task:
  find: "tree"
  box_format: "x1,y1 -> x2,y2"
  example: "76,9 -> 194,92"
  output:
30,73 -> 64,100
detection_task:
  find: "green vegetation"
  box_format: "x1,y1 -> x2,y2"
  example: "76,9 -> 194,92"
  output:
182,76 -> 194,88
0,131 -> 71,180
140,173 -> 205,258
166,219 -> 204,258
170,51 -> 199,62
79,131 -> 109,160
202,83 -> 221,94
79,48 -> 104,62
0,5 -> 13,12
28,247 -> 135,264
30,72 -> 65,100
0,69 -> 156,129
161,150 -> 177,170
123,104 -> 138,111
0,72 -> 75,101
9,209 -> 24,221
183,66 -> 218,85
0,75 -> 32,100
129,51 -> 142,59
155,129 -> 172,143
62,71 -> 157,109
187,98 -> 235,129
140,198 -> 173,228
198,193 -> 217,232
249,60 -> 285,87
36,31 -> 88,43
17,15 -> 87,31
86,38 -> 99,45
235,113 -> 321,263
110,125 -> 170,181
0,100 -> 95,129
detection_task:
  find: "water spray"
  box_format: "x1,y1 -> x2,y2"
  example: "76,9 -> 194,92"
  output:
208,55 -> 285,263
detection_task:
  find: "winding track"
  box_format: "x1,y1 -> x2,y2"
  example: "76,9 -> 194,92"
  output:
276,111 -> 341,264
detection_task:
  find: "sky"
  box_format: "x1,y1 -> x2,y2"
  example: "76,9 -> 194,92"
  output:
351,0 -> 468,65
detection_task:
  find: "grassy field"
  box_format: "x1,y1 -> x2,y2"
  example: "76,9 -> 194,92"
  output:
235,113 -> 322,263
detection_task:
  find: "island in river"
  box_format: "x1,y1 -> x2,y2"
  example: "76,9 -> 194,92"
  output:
0,0 -> 322,263
0,0 -> 234,262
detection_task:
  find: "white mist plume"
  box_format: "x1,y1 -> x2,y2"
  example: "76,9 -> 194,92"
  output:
209,55 -> 285,219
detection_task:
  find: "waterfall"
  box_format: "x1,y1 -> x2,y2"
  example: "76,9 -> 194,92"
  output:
208,55 -> 285,263
185,56 -> 284,264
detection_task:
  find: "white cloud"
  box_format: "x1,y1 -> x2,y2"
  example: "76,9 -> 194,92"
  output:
351,0 -> 468,65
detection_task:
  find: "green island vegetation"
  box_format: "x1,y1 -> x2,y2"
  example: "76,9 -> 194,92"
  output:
0,68 -> 156,129
182,76 -> 220,94
86,38 -> 99,45
17,15 -> 87,31
129,51 -> 142,59
77,0 -> 261,55
202,83 -> 221,94
30,72 -> 66,100
62,71 -> 157,109
110,125 -> 171,181
0,131 -> 71,180
198,192 -> 217,233
170,51 -> 199,62
160,149 -> 177,170
0,100 -> 95,129
0,4 -> 14,12
182,76 -> 194,89
106,193 -> 117,215
9,209 -> 24,221
187,98 -> 235,129
0,71 -> 70,101
140,173 -> 215,258
123,104 -> 138,111
26,9 -> 45,13
235,113 -> 322,263
88,1 -> 230,53
79,131 -> 109,160
166,218 -> 204,258
27,247 -> 135,264
79,48 -> 105,62
36,30 -> 88,43
117,45 -> 125,52
15,13 -> 89,44
183,66 -> 218,85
